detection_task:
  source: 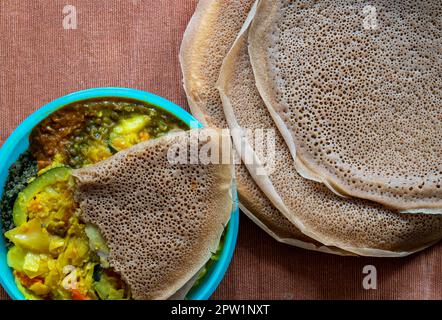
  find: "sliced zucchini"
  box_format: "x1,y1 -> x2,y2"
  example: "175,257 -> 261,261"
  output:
12,166 -> 72,226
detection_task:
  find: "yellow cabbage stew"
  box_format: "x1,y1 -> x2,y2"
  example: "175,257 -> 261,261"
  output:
2,98 -> 188,300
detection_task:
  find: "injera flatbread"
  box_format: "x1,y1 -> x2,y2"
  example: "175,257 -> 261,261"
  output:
180,0 -> 342,253
248,0 -> 442,214
73,129 -> 233,300
218,13 -> 442,256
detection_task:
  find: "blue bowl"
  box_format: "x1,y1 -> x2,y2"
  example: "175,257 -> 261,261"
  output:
0,87 -> 239,300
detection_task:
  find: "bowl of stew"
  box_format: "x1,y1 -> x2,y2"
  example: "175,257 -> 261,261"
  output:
0,87 -> 239,300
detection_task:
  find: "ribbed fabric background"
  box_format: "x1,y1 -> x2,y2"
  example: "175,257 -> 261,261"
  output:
0,1 -> 441,300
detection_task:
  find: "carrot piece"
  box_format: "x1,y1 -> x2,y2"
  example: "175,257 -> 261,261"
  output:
70,289 -> 90,300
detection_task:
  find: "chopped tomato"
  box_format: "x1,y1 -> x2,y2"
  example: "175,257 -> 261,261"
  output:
70,289 -> 90,300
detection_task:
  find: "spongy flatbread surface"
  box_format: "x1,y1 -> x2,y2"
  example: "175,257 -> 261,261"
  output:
249,0 -> 442,213
179,0 -> 335,251
180,0 -> 256,128
73,129 -> 233,300
218,20 -> 442,256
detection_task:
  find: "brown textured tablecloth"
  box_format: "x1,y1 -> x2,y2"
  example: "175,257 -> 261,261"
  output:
0,1 -> 441,300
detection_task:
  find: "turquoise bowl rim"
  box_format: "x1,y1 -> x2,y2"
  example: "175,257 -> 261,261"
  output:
0,87 -> 239,300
